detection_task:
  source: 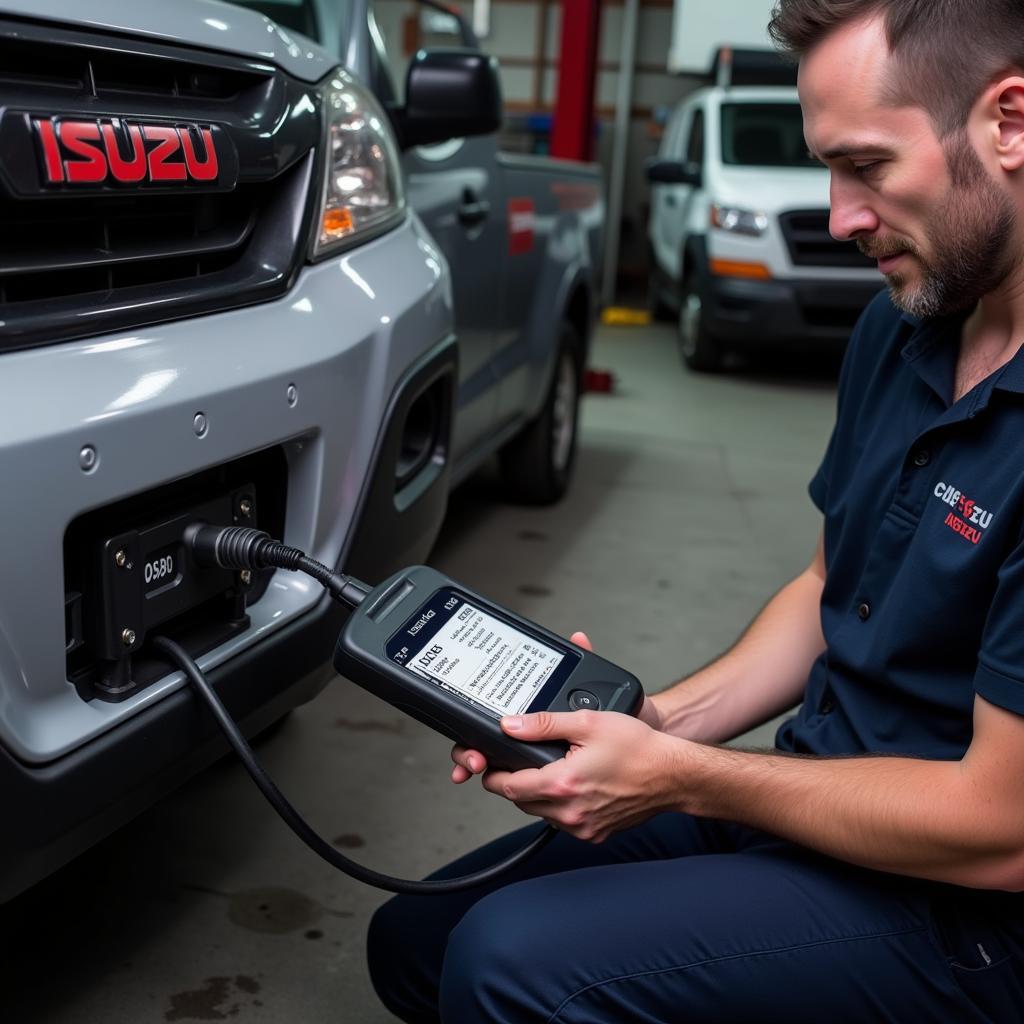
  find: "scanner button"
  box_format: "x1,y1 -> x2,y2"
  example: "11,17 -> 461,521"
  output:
569,690 -> 601,711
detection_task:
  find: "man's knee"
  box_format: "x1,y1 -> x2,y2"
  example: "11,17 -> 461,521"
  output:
367,895 -> 437,1024
439,889 -> 567,1024
440,900 -> 517,1023
368,889 -> 548,1024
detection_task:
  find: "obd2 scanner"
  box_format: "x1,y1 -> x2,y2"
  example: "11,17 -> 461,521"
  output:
153,527 -> 644,894
336,566 -> 643,771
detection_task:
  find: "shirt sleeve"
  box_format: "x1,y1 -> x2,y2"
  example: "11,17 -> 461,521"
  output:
807,301 -> 874,513
975,536 -> 1024,716
808,426 -> 837,514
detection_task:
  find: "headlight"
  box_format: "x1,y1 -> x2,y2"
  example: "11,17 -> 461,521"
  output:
710,204 -> 769,238
312,69 -> 405,260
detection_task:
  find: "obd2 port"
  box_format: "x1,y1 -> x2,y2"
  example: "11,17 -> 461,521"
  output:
63,448 -> 287,701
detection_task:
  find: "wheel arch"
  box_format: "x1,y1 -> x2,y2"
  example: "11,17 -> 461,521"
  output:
564,279 -> 592,372
680,233 -> 711,292
521,263 -> 593,423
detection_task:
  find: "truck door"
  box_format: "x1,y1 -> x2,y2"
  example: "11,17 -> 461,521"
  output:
403,136 -> 502,465
364,0 -> 502,466
654,105 -> 704,286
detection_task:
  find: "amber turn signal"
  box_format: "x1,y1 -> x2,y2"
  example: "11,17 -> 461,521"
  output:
708,259 -> 772,280
323,206 -> 355,238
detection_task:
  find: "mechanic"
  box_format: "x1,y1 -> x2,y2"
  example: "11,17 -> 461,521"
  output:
367,2 -> 1024,1020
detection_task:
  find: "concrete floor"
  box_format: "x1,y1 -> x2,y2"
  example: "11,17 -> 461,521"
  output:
1,322 -> 838,1023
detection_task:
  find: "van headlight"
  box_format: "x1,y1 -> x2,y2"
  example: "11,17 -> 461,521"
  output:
710,204 -> 769,238
311,69 -> 405,260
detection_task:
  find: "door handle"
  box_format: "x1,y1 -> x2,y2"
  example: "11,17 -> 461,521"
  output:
458,196 -> 491,226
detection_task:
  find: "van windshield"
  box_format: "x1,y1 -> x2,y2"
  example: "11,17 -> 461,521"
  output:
720,103 -> 820,169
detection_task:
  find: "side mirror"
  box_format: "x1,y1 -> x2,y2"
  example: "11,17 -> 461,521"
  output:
645,158 -> 702,188
393,49 -> 502,149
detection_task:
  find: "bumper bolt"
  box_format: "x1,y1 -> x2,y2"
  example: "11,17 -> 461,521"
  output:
121,628 -> 136,647
239,499 -> 253,518
114,549 -> 127,569
239,570 -> 252,585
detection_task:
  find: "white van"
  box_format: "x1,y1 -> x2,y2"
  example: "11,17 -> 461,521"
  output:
647,83 -> 882,371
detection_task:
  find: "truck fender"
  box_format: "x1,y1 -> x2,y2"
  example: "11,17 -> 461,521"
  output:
519,217 -> 594,422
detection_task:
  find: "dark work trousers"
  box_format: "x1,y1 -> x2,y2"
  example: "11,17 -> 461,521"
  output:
367,813 -> 1024,1023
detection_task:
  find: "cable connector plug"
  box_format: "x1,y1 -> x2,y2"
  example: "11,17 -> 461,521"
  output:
185,523 -> 279,570
185,523 -> 370,610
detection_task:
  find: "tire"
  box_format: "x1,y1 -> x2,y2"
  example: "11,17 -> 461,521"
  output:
499,323 -> 582,505
678,276 -> 723,372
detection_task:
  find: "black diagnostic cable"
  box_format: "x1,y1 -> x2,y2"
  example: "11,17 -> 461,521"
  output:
152,525 -> 557,896
182,523 -> 373,610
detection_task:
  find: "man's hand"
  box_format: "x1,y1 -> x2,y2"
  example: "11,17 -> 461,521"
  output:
450,630 -> 662,784
478,709 -> 682,843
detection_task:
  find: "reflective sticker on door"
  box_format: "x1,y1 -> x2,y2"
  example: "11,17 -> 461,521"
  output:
508,198 -> 535,255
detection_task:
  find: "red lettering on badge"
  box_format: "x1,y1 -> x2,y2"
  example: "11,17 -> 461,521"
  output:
944,511 -> 981,545
32,117 -> 220,187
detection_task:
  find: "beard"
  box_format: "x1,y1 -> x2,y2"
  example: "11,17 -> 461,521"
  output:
857,137 -> 1019,319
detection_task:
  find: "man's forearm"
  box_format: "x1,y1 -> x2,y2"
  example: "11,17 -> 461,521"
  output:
653,566 -> 826,745
672,741 -> 1024,891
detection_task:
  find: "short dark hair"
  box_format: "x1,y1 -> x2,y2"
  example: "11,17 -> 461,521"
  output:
768,0 -> 1024,137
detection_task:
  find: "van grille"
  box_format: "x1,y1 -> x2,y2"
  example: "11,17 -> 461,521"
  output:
0,20 -> 321,350
779,210 -> 875,269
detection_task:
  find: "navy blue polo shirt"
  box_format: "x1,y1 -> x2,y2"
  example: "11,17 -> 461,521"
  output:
777,292 -> 1024,759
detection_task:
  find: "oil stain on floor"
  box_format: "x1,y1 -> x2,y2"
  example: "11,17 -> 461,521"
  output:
227,886 -> 323,934
332,833 -> 366,848
164,975 -> 262,1021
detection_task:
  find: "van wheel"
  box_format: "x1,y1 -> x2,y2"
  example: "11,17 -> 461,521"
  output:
500,323 -> 582,505
678,278 -> 723,372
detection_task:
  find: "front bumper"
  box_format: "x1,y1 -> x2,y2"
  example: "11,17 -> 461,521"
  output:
704,275 -> 884,351
1,607 -> 336,901
0,213 -> 455,899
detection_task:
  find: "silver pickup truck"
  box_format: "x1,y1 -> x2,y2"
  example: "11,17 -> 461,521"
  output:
287,0 -> 606,508
0,0 -> 602,899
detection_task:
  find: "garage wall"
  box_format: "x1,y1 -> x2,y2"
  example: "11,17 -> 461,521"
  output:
373,0 -> 712,293
669,0 -> 775,72
374,0 -> 691,112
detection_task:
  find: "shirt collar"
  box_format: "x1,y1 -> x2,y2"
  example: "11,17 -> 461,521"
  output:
992,346 -> 1024,394
900,313 -> 963,408
899,308 -> 1024,406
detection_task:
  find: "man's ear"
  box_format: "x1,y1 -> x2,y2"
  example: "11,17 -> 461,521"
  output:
987,78 -> 1024,172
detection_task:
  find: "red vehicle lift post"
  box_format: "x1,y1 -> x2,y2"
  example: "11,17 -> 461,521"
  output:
549,0 -> 601,161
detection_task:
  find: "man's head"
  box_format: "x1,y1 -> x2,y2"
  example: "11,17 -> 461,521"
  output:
769,0 -> 1024,318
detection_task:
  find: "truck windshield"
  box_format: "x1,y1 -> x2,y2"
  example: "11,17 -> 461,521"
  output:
225,0 -> 320,42
720,103 -> 819,169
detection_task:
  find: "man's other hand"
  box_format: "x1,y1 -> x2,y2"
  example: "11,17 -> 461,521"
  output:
450,630 -> 662,784
480,709 -> 679,842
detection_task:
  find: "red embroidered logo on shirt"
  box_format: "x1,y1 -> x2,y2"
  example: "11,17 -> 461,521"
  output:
933,482 -> 993,545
